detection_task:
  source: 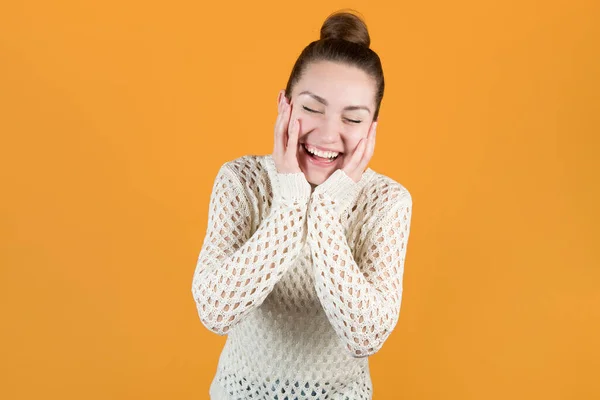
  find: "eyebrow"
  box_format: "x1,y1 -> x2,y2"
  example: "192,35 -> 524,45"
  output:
298,90 -> 371,114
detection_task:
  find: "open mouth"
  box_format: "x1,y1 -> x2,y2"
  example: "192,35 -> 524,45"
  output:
301,143 -> 342,164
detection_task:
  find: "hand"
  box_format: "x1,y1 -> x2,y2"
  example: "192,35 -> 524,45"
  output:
341,120 -> 377,183
272,90 -> 302,174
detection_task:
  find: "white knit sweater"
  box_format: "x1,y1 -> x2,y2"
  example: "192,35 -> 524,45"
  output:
191,154 -> 413,400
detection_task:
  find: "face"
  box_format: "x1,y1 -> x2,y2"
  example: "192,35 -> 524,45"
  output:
287,60 -> 377,186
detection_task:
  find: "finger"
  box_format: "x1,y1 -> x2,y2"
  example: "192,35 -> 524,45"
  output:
370,122 -> 377,152
274,110 -> 284,151
274,102 -> 289,155
287,118 -> 300,154
345,122 -> 376,174
283,101 -> 294,146
346,138 -> 366,173
361,122 -> 377,168
277,90 -> 286,114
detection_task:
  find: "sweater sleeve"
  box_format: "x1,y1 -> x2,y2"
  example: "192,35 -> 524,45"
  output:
191,161 -> 311,335
307,171 -> 413,357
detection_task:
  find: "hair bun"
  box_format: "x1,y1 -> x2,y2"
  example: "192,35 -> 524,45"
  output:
320,10 -> 370,48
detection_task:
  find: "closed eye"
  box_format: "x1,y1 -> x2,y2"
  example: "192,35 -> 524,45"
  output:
303,105 -> 362,124
302,106 -> 320,113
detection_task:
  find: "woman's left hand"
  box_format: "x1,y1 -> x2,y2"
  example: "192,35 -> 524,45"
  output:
341,120 -> 377,183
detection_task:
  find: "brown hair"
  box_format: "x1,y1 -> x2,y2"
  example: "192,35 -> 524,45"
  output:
284,10 -> 385,121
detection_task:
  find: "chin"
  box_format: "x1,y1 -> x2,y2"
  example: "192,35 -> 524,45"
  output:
302,169 -> 331,186
307,177 -> 323,186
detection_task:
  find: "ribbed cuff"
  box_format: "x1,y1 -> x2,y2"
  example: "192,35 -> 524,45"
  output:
312,169 -> 361,213
264,155 -> 311,204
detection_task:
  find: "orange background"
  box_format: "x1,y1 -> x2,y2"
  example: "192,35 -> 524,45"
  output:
1,1 -> 598,399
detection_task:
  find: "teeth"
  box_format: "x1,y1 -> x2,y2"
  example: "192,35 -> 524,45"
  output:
305,144 -> 339,159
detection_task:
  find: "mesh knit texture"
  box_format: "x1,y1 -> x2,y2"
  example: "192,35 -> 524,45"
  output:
191,154 -> 413,400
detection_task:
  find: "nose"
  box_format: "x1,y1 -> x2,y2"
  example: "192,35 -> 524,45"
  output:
316,116 -> 342,144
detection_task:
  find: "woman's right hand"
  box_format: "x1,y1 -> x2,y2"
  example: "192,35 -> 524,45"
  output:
272,90 -> 302,174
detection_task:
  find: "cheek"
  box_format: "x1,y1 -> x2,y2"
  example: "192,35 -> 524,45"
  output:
345,130 -> 366,151
292,113 -> 320,135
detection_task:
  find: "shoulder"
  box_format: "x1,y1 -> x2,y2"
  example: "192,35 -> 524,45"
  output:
217,153 -> 268,180
364,169 -> 412,209
358,169 -> 412,228
218,153 -> 271,202
219,153 -> 262,173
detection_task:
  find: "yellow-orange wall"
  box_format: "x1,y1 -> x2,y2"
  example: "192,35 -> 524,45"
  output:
1,1 -> 598,399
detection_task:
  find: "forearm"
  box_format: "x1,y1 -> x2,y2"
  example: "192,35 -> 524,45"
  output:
307,206 -> 399,356
192,161 -> 312,335
193,198 -> 308,335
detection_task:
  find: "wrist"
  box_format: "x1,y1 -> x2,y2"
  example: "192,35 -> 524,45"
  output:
264,155 -> 311,204
312,169 -> 360,213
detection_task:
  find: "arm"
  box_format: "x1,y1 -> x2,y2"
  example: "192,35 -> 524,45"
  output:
307,169 -> 413,357
191,161 -> 311,335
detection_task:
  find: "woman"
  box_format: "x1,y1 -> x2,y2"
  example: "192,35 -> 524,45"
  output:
191,10 -> 413,400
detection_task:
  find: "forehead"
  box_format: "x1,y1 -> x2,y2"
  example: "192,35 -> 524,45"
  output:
293,61 -> 376,106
